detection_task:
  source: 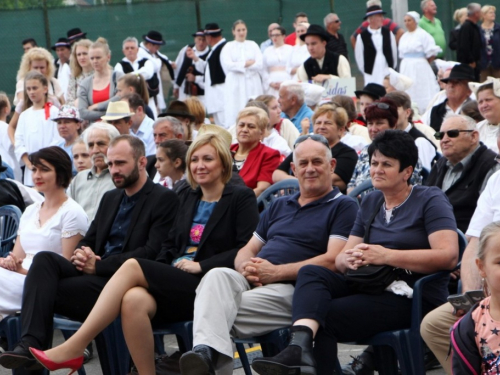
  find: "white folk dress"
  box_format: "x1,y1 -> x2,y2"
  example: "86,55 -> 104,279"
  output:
399,27 -> 441,114
0,198 -> 88,319
221,40 -> 264,127
14,105 -> 62,186
286,44 -> 310,80
262,44 -> 293,97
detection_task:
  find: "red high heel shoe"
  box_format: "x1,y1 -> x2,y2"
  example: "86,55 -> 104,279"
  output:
29,348 -> 84,375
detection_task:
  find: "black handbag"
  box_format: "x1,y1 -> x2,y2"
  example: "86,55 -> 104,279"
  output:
345,197 -> 401,295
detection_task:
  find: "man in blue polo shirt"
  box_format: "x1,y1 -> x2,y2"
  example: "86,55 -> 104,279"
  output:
279,81 -> 313,134
179,135 -> 358,375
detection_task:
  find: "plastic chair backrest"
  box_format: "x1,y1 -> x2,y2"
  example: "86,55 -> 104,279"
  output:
347,179 -> 373,199
0,205 -> 22,256
257,179 -> 300,212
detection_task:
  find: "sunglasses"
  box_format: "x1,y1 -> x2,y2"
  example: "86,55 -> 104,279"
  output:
270,33 -> 283,37
333,19 -> 341,23
434,129 -> 474,140
368,102 -> 390,110
294,134 -> 330,149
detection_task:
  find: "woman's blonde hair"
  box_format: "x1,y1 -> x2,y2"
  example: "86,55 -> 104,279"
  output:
481,5 -> 496,16
312,104 -> 348,129
118,73 -> 150,103
453,8 -> 467,23
91,37 -> 111,56
237,107 -> 269,132
185,97 -> 206,126
295,22 -> 310,46
16,47 -> 55,81
23,71 -> 49,110
186,133 -> 233,189
70,39 -> 93,78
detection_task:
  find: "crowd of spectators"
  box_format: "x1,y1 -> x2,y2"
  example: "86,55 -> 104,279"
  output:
0,1 -> 500,375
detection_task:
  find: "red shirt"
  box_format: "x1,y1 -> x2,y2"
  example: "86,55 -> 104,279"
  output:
231,142 -> 280,189
92,83 -> 110,104
284,32 -> 297,46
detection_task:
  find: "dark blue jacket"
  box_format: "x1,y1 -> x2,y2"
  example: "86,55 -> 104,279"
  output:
481,22 -> 500,70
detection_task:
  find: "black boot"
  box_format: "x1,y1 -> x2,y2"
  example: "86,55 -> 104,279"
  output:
252,325 -> 316,375
179,345 -> 218,375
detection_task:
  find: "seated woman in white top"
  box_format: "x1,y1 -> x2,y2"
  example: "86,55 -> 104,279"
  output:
0,146 -> 88,319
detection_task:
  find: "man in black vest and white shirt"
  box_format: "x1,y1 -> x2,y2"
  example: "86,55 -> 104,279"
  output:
296,24 -> 351,84
193,23 -> 227,128
114,37 -> 156,86
355,5 -> 397,85
422,64 -> 475,132
138,31 -> 176,118
173,29 -> 210,105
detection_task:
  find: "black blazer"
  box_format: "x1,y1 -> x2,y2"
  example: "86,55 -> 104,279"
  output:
78,178 -> 180,277
156,184 -> 259,274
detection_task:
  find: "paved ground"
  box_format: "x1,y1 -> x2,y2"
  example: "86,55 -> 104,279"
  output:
0,332 -> 448,374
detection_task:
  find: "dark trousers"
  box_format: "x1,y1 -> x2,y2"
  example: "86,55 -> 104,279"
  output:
292,265 -> 414,375
20,252 -> 109,349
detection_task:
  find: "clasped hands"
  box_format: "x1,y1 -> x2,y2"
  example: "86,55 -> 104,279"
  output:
71,246 -> 101,274
0,252 -> 24,273
240,257 -> 278,287
343,243 -> 389,270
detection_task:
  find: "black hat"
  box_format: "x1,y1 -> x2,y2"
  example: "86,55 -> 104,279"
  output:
299,24 -> 330,42
192,29 -> 205,37
364,5 -> 386,20
159,100 -> 195,121
204,23 -> 223,36
354,83 -> 386,100
440,64 -> 476,83
51,37 -> 71,51
142,31 -> 165,45
0,154 -> 7,173
67,28 -> 87,42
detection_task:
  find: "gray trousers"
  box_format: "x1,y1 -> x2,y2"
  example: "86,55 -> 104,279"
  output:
193,268 -> 294,375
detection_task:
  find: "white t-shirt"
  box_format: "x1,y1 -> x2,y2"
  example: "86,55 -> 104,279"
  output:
466,170 -> 500,237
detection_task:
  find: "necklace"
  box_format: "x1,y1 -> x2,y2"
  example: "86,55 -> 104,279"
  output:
383,185 -> 414,223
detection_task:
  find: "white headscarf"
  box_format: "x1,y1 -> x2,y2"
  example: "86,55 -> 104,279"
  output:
406,11 -> 421,24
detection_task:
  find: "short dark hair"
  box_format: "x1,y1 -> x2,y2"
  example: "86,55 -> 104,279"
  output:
295,12 -> 308,20
460,100 -> 484,123
158,139 -> 188,172
22,38 -> 37,47
365,97 -> 399,128
385,91 -> 411,110
476,82 -> 494,97
272,26 -> 287,35
368,130 -> 418,179
29,146 -> 72,188
122,93 -> 145,112
109,134 -> 145,161
331,95 -> 357,122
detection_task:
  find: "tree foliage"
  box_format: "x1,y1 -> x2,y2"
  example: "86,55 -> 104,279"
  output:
0,0 -> 64,10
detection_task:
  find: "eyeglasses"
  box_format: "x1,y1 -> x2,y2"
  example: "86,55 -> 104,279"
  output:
270,34 -> 283,37
294,134 -> 330,149
368,102 -> 390,110
434,129 -> 474,140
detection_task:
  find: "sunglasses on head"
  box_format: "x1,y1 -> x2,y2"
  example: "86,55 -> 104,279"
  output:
434,129 -> 474,140
294,134 -> 330,149
368,102 -> 390,110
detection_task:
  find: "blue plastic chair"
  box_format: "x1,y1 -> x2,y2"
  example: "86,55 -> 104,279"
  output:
0,205 -> 22,256
105,320 -> 193,375
257,180 -> 300,212
234,328 -> 290,375
335,229 -> 467,375
347,179 -> 374,203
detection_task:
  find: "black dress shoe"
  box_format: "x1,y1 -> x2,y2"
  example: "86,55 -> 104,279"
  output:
0,341 -> 42,370
179,345 -> 217,375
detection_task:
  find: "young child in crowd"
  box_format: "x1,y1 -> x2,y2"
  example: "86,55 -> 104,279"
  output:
0,93 -> 20,180
451,221 -> 500,374
154,139 -> 187,189
116,73 -> 155,119
71,138 -> 92,173
14,71 -> 61,186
